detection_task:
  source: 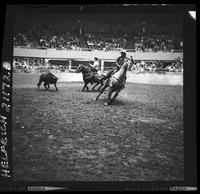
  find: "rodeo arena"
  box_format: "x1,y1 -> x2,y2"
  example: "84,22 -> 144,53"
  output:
12,13 -> 183,181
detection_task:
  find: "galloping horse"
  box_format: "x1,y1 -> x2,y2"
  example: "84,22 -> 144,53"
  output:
76,64 -> 114,91
96,59 -> 130,105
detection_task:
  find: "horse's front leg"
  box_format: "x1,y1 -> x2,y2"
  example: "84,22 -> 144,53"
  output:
96,81 -> 109,100
104,87 -> 113,106
54,83 -> 58,91
122,77 -> 127,89
37,81 -> 42,90
86,82 -> 89,91
82,84 -> 86,91
82,80 -> 89,91
107,90 -> 120,105
44,83 -> 48,90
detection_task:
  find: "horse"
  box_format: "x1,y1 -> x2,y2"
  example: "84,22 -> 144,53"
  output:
37,72 -> 58,91
96,60 -> 130,105
76,64 -> 114,92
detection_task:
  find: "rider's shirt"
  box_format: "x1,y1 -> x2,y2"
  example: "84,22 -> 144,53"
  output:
90,61 -> 100,71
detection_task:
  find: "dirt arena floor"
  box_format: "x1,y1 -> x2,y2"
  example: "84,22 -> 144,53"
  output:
12,73 -> 183,181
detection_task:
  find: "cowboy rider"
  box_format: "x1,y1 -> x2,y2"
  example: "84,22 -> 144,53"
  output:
89,57 -> 101,84
113,51 -> 131,89
89,57 -> 100,72
115,51 -> 129,70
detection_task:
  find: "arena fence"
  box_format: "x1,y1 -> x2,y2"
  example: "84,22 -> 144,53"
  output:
47,71 -> 183,86
13,48 -> 183,85
13,47 -> 183,61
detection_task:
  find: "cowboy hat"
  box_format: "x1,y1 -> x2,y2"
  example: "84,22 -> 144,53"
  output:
120,51 -> 126,55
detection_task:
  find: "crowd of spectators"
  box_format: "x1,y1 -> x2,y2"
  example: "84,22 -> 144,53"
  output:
84,29 -> 127,51
13,57 -> 46,69
14,26 -> 81,50
14,24 -> 183,53
134,32 -> 183,52
164,58 -> 183,72
129,58 -> 183,72
13,57 -> 68,72
13,57 -> 183,73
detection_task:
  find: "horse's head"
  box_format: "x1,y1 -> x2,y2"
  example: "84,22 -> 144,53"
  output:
121,59 -> 131,72
76,64 -> 85,72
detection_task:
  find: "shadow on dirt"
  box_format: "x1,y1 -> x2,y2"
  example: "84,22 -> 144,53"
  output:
38,89 -> 58,92
80,90 -> 101,93
93,98 -> 141,108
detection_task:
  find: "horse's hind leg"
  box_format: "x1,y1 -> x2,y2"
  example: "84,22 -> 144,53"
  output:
98,81 -> 104,91
92,83 -> 99,91
96,81 -> 109,100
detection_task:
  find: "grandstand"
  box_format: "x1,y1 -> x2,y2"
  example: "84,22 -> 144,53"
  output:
13,13 -> 183,75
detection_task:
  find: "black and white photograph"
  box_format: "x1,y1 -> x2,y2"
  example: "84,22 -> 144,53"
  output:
0,4 -> 197,191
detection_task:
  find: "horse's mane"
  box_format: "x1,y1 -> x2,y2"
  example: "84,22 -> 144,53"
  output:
77,64 -> 93,75
78,64 -> 90,69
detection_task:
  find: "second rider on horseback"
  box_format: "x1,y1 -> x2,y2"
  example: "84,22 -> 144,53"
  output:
89,57 -> 101,84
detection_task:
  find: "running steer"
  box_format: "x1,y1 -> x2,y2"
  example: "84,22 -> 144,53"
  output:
37,72 -> 58,91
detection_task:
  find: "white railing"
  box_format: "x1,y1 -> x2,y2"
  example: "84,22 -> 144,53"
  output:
13,47 -> 183,61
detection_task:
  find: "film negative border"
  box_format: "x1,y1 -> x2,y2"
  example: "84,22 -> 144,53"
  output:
0,4 -> 197,191
1,5 -> 14,184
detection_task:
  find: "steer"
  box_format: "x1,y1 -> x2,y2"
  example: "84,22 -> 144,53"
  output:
37,72 -> 58,91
